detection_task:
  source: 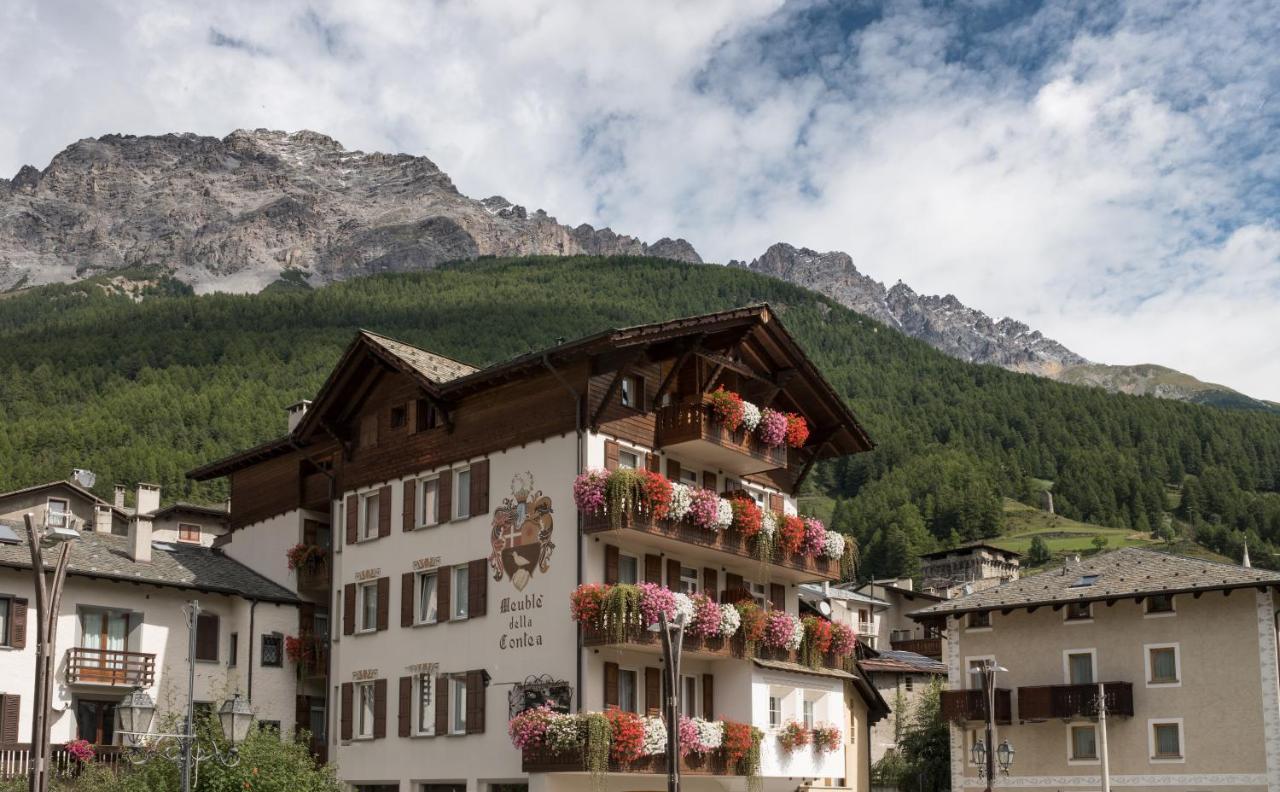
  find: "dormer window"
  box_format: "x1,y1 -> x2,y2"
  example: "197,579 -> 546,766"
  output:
620,375 -> 645,411
1070,574 -> 1099,588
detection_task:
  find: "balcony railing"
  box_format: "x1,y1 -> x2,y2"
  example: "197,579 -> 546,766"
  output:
890,637 -> 943,658
66,648 -> 156,687
1017,682 -> 1133,722
296,559 -> 330,593
523,743 -> 732,775
655,396 -> 789,476
582,511 -> 839,581
941,688 -> 1012,725
0,744 -> 125,781
580,622 -> 853,673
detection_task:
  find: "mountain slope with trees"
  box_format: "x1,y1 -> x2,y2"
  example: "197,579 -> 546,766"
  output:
0,256 -> 1277,575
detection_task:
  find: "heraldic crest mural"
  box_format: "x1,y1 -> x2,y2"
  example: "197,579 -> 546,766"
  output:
489,472 -> 555,591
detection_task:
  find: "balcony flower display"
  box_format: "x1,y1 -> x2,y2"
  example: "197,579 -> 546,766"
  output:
638,582 -> 675,627
757,408 -> 788,447
722,720 -> 764,777
641,715 -> 667,756
688,487 -> 722,531
688,593 -> 723,639
571,583 -> 606,626
777,720 -> 811,754
830,622 -> 857,657
784,412 -> 810,448
573,469 -> 609,515
682,716 -> 724,753
605,469 -> 645,528
286,543 -> 326,572
717,603 -> 741,637
779,515 -> 806,555
736,601 -> 766,648
668,482 -> 693,521
544,712 -> 586,752
760,510 -> 778,538
822,530 -> 846,559
672,592 -> 696,626
731,496 -> 763,537
640,470 -> 673,519
740,401 -> 762,432
800,616 -> 834,668
604,709 -> 646,764
708,386 -> 746,431
716,497 -> 734,530
509,704 -> 556,750
811,724 -> 841,754
602,584 -> 643,641
763,610 -> 804,651
64,739 -> 95,763
802,517 -> 827,556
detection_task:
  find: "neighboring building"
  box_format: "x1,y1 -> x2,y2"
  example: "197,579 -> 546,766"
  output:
849,579 -> 945,660
858,648 -> 946,764
918,543 -> 1020,599
189,305 -> 892,792
910,547 -> 1280,791
803,582 -> 887,648
0,486 -> 298,755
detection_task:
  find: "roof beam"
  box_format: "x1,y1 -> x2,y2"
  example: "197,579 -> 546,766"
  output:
653,335 -> 703,404
589,347 -> 647,432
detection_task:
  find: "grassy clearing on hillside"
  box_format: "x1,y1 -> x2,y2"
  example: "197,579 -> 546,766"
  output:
992,499 -> 1155,557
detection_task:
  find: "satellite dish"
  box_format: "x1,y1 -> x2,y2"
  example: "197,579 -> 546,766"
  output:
73,468 -> 96,489
818,601 -> 832,617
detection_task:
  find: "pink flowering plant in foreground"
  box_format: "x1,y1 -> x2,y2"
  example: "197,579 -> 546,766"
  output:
572,469 -> 609,515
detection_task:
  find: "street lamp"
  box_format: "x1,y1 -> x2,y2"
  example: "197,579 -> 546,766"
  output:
968,660 -> 1013,791
657,610 -> 687,792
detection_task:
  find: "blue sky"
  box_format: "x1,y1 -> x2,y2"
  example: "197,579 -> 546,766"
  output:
2,0 -> 1278,400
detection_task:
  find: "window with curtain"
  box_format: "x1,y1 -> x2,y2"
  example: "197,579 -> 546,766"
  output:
361,492 -> 379,539
417,572 -> 438,624
455,469 -> 471,519
451,677 -> 467,734
357,682 -> 375,739
1153,722 -> 1181,758
618,669 -> 638,713
1071,725 -> 1097,760
420,478 -> 439,527
0,597 -> 9,646
1149,647 -> 1178,683
454,567 -> 469,619
1068,652 -> 1094,684
360,582 -> 378,632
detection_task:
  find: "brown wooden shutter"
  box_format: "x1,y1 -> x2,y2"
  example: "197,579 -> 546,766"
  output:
769,493 -> 784,513
439,473 -> 452,523
632,375 -> 646,411
345,496 -> 358,545
666,558 -> 682,593
468,559 -> 488,617
471,460 -> 490,516
644,554 -> 663,585
398,677 -> 412,737
702,471 -> 717,491
604,662 -> 619,709
702,674 -> 714,720
435,675 -> 450,735
11,598 -> 27,649
299,602 -> 315,634
294,694 -> 310,741
645,667 -> 661,717
646,453 -> 659,473
465,670 -> 486,734
604,440 -> 620,471
373,678 -> 387,739
605,545 -> 620,585
0,694 -> 18,743
401,573 -> 415,628
403,479 -> 416,532
666,458 -> 681,482
376,577 -> 390,631
343,584 -> 356,635
437,566 -> 451,623
724,573 -> 744,598
195,613 -> 218,661
769,583 -> 785,611
703,568 -> 719,602
378,486 -> 392,538
340,683 -> 353,741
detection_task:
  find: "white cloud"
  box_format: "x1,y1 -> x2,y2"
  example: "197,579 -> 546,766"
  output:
0,0 -> 1277,400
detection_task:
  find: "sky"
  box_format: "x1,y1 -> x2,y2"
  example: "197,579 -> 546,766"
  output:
2,0 -> 1278,400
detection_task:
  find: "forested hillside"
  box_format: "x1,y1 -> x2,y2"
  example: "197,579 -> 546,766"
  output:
1,257 -> 1277,576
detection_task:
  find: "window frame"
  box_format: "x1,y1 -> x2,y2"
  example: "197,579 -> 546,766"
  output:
356,681 -> 376,740
767,694 -> 782,729
177,522 -> 201,543
359,490 -> 380,541
46,497 -> 70,528
1148,718 -> 1184,763
417,476 -> 441,529
453,566 -> 470,620
617,553 -> 639,585
680,675 -> 698,718
801,697 -> 815,729
1063,648 -> 1097,685
966,611 -> 992,631
415,673 -> 435,736
1067,724 -> 1099,764
454,468 -> 472,520
450,676 -> 468,735
416,570 -> 439,626
617,667 -> 639,714
618,449 -> 640,470
679,566 -> 699,595
1144,594 -> 1176,617
390,405 -> 408,429
261,632 -> 284,668
1064,601 -> 1093,623
1144,643 -> 1181,687
227,632 -> 238,668
194,612 -> 220,663
0,595 -> 11,647
965,656 -> 997,691
358,581 -> 379,633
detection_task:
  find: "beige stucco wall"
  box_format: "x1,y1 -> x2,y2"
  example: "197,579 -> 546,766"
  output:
151,512 -> 229,548
0,486 -> 125,535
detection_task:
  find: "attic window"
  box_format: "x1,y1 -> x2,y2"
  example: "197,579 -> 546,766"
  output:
415,399 -> 439,432
1070,575 -> 1100,588
390,405 -> 407,429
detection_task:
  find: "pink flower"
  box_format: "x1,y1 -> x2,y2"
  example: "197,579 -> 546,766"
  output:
508,704 -> 556,749
803,518 -> 827,556
757,409 -> 788,447
573,469 -> 609,514
687,488 -> 721,531
638,582 -> 675,627
687,593 -> 722,639
677,716 -> 700,756
763,610 -> 799,650
830,623 -> 857,657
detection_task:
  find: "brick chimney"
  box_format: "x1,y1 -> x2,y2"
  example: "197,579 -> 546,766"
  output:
94,505 -> 113,534
286,400 -> 312,433
114,484 -> 127,510
135,483 -> 161,516
129,516 -> 153,563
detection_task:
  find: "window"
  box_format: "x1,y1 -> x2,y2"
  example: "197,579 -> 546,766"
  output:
618,669 -> 638,713
451,677 -> 467,734
415,399 -> 439,432
618,450 -> 640,470
1070,574 -> 1100,588
1151,721 -> 1183,761
620,376 -> 644,410
417,571 -> 439,625
1147,645 -> 1180,685
360,491 -> 380,540
768,695 -> 781,728
967,611 -> 991,629
680,676 -> 697,718
1065,601 -> 1092,621
416,674 -> 434,735
227,632 -> 238,667
749,581 -> 767,608
46,498 -> 70,528
455,469 -> 471,520
419,477 -> 440,528
802,698 -> 815,729
453,566 -> 470,620
257,720 -> 281,735
1067,651 -> 1095,685
261,633 -> 283,667
1146,594 -> 1175,615
359,582 -> 379,632
178,523 -> 201,543
390,405 -> 407,429
679,567 -> 699,595
1070,725 -> 1098,761
357,682 -> 376,739
904,676 -> 914,692
680,469 -> 698,486
967,658 -> 994,690
195,613 -> 219,662
618,554 -> 638,585
0,597 -> 9,646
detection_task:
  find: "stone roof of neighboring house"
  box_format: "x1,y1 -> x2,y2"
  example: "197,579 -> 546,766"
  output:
909,547 -> 1280,619
0,480 -> 128,518
150,502 -> 230,520
859,649 -> 948,675
799,583 -> 887,608
849,581 -> 945,603
918,542 -> 1021,560
359,330 -> 480,384
0,520 -> 297,603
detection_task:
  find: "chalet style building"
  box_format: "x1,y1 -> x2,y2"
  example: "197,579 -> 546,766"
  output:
189,306 -> 890,792
911,547 -> 1280,791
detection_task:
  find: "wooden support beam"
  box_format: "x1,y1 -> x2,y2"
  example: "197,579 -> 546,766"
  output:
654,336 -> 703,403
589,348 -> 646,431
700,362 -> 726,394
1104,599 -> 1118,607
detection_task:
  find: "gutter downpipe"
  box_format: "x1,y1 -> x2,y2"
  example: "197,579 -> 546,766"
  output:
543,353 -> 585,711
248,598 -> 258,701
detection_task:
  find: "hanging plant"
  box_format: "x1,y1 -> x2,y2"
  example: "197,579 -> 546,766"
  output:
811,724 -> 842,753
605,469 -> 645,529
784,412 -> 810,448
638,582 -> 675,627
583,712 -> 611,790
64,739 -> 95,764
604,709 -> 645,764
830,622 -> 857,657
802,517 -> 827,556
687,593 -> 722,639
687,487 -> 721,531
731,497 -> 763,537
508,704 -> 556,749
545,713 -> 586,752
800,616 -> 835,668
602,584 -> 642,642
779,515 -> 806,555
822,530 -> 846,559
573,469 -> 609,515
740,401 -> 762,432
640,470 -> 674,519
763,610 -> 801,651
707,386 -> 746,431
668,482 -> 694,521
840,540 -> 859,580
641,716 -> 667,756
286,543 -> 325,571
570,583 -> 607,627
717,603 -> 741,637
777,720 -> 811,754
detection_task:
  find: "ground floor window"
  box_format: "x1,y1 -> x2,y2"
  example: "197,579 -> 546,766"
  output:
75,699 -> 116,745
421,784 -> 465,792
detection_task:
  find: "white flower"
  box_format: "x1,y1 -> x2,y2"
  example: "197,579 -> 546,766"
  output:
642,716 -> 667,755
673,593 -> 696,626
668,483 -> 693,521
784,614 -> 804,651
715,498 -> 734,531
740,401 -> 762,432
717,603 -> 741,637
694,718 -> 724,750
823,531 -> 846,559
761,509 -> 778,537
544,714 -> 585,751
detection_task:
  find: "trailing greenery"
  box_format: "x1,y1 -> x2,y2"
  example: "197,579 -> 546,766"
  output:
1,256 -> 1278,579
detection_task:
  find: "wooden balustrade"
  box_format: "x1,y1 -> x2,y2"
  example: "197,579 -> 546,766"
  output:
1017,682 -> 1133,721
889,637 -> 943,658
66,647 -> 156,687
523,743 -> 731,775
0,744 -> 125,780
579,622 -> 853,673
940,688 -> 1012,725
655,397 -> 789,475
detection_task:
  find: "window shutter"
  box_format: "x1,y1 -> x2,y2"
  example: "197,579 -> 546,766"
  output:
376,577 -> 390,631
299,602 -> 315,633
378,486 -> 392,537
604,662 -> 619,709
373,679 -> 387,739
438,473 -> 452,523
702,674 -> 714,720
340,684 -> 353,741
666,558 -> 681,593
295,694 -> 310,741
0,695 -> 17,743
644,555 -> 663,585
769,493 -> 784,513
646,453 -> 659,473
345,496 -> 358,545
434,676 -> 449,735
770,583 -> 785,611
398,677 -> 412,738
604,440 -> 620,471
471,460 -> 490,516
343,584 -> 356,636
401,573 -> 415,628
645,667 -> 661,717
632,375 -> 646,411
11,598 -> 26,649
465,670 -> 486,734
195,614 -> 219,661
666,458 -> 681,482
605,545 -> 620,585
702,471 -> 717,491
724,573 -> 744,599
703,568 -> 718,603
468,559 -> 488,617
403,479 -> 416,532
437,566 -> 451,623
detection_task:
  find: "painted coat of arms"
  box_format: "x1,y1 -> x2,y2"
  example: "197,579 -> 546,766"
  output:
489,473 -> 555,591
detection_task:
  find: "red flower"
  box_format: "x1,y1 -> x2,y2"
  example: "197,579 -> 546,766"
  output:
730,497 -> 763,537
604,709 -> 646,764
640,470 -> 673,520
784,413 -> 809,448
736,601 -> 766,643
707,387 -> 746,431
722,720 -> 757,768
570,584 -> 606,627
779,515 -> 806,555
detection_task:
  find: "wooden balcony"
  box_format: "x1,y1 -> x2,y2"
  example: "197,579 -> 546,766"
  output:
582,511 -> 839,581
1017,682 -> 1133,722
890,637 -> 943,659
296,558 -> 330,594
941,688 -> 1012,725
0,744 -> 125,781
581,623 -> 852,673
523,743 -> 732,775
655,397 -> 789,476
66,648 -> 155,688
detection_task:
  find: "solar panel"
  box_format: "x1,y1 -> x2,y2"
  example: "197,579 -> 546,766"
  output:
0,524 -> 20,544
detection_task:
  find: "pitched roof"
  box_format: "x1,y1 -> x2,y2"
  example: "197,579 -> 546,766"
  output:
0,480 -> 127,518
752,657 -> 857,679
150,501 -> 230,520
359,330 -> 478,384
918,542 -> 1022,560
859,649 -> 947,675
0,520 -> 297,603
909,547 -> 1280,619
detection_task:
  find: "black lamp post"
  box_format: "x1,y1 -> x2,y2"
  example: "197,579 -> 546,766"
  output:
657,610 -> 687,792
968,660 -> 1013,790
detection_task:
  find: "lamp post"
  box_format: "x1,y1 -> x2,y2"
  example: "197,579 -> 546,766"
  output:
657,610 -> 687,792
22,512 -> 80,792
968,660 -> 1013,792
116,600 -> 254,792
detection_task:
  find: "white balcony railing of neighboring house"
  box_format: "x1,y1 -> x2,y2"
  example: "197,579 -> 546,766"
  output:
45,511 -> 78,531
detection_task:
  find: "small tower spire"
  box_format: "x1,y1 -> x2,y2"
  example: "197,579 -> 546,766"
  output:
1242,541 -> 1252,569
